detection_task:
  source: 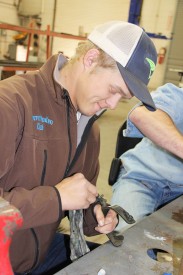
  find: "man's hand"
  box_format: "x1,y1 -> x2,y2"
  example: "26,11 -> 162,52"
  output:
55,173 -> 98,211
93,204 -> 118,234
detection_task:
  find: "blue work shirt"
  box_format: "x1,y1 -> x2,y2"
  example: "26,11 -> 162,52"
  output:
121,83 -> 183,184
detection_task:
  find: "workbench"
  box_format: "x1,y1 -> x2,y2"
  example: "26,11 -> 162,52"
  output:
56,195 -> 183,275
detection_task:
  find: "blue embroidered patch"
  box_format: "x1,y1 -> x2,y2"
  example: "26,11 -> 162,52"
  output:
32,115 -> 54,131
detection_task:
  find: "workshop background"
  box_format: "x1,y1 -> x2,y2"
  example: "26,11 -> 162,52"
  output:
0,0 -> 183,244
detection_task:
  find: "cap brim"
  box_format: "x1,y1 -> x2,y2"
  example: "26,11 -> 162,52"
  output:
117,62 -> 156,111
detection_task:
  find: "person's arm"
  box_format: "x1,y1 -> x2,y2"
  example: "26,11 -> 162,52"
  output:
129,106 -> 183,159
0,95 -> 64,229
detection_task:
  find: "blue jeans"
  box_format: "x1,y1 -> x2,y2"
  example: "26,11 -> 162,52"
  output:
15,232 -> 99,275
111,168 -> 183,232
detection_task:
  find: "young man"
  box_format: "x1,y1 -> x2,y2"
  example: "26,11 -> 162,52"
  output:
111,83 -> 183,232
0,21 -> 157,274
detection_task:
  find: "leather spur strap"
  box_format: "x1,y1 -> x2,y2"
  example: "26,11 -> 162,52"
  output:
96,195 -> 135,247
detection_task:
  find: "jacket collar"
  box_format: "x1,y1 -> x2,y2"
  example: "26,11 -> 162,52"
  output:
53,53 -> 68,85
39,54 -> 68,103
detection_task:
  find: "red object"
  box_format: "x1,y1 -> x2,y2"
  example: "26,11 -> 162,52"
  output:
158,47 -> 166,64
0,198 -> 23,275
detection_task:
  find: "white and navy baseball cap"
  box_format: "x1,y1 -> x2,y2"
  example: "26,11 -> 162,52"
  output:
88,21 -> 157,111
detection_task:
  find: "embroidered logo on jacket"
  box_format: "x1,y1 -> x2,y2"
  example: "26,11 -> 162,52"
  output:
32,115 -> 54,131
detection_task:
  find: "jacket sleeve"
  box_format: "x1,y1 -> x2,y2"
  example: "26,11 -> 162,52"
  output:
1,186 -> 63,229
0,92 -> 63,229
81,122 -> 101,236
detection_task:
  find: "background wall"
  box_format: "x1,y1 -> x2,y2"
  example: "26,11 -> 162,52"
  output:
49,0 -> 178,89
140,0 -> 177,88
0,0 -> 20,59
52,0 -> 130,57
0,0 -> 179,89
164,0 -> 183,86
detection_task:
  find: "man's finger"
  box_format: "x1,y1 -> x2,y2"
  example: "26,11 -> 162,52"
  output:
104,209 -> 117,224
94,204 -> 105,226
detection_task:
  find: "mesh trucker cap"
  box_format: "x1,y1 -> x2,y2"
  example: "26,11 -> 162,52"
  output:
88,21 -> 157,111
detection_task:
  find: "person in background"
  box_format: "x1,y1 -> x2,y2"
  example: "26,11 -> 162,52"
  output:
0,21 -> 157,274
111,83 -> 183,232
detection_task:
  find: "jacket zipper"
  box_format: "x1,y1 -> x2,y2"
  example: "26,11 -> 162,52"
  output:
23,228 -> 39,274
28,149 -> 48,272
63,90 -> 72,177
30,228 -> 39,272
41,149 -> 47,185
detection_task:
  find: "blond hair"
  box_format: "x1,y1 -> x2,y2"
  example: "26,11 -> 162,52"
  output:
70,40 -> 117,70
